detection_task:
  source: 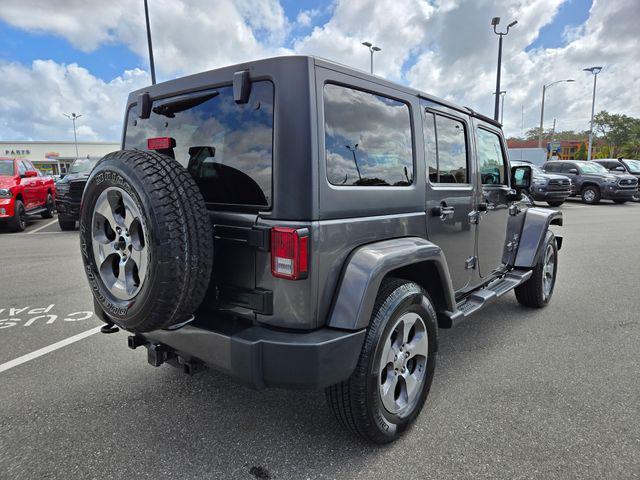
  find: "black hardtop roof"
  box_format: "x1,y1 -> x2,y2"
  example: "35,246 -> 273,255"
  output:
131,55 -> 501,129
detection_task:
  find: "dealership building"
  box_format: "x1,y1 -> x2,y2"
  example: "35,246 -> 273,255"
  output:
0,141 -> 120,175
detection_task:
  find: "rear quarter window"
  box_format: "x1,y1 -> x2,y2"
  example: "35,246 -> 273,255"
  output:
124,81 -> 274,207
323,84 -> 413,187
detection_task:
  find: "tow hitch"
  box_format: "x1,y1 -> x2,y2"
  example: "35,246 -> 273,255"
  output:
127,335 -> 206,375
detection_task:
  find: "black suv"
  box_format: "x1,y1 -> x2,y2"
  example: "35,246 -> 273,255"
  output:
79,56 -> 562,443
511,160 -> 571,206
593,158 -> 640,202
55,157 -> 99,230
543,160 -> 638,204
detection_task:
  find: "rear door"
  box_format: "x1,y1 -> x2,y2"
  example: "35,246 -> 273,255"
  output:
123,80 -> 275,316
474,124 -> 511,278
422,103 -> 475,291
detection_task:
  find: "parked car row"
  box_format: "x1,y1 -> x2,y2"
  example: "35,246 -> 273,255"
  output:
512,158 -> 639,207
54,157 -> 100,230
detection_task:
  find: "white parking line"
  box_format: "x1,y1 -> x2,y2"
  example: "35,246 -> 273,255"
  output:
27,218 -> 59,234
0,326 -> 101,374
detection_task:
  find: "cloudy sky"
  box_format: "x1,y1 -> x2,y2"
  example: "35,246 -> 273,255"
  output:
0,0 -> 638,142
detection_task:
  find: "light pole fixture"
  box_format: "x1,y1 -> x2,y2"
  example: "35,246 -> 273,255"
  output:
345,144 -> 362,182
537,79 -> 574,148
491,17 -> 517,121
144,0 -> 156,85
63,112 -> 82,158
362,42 -> 381,75
583,66 -> 603,161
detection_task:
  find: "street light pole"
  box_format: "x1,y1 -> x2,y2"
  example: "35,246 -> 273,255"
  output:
361,42 -> 381,75
345,144 -> 362,182
500,90 -> 506,125
491,17 -> 517,121
583,66 -> 602,161
63,113 -> 82,158
144,0 -> 156,85
537,79 -> 574,148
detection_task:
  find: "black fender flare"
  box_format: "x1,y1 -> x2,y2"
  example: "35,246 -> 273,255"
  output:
514,207 -> 563,268
327,237 -> 456,330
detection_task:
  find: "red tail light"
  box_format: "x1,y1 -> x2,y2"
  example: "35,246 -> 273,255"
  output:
271,227 -> 309,280
147,136 -> 176,150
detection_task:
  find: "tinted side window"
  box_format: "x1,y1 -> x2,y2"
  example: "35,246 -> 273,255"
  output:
545,163 -> 559,173
560,163 -> 575,173
324,84 -> 413,186
424,114 -> 468,184
476,128 -> 507,185
18,161 -> 27,175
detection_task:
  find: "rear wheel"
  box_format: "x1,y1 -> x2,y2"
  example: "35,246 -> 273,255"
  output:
41,194 -> 54,218
10,200 -> 27,232
58,217 -> 76,231
581,186 -> 600,204
515,232 -> 558,308
79,150 -> 213,333
325,278 -> 438,444
546,200 -> 564,207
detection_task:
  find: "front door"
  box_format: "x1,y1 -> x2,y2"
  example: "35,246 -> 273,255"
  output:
475,125 -> 511,278
423,105 -> 475,291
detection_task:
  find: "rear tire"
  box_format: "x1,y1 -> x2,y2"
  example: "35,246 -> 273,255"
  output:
79,150 -> 213,333
515,232 -> 558,308
58,217 -> 76,231
325,278 -> 438,444
41,194 -> 54,218
581,186 -> 600,204
10,200 -> 27,232
546,200 -> 564,207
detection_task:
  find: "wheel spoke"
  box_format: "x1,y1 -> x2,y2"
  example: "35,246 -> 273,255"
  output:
121,193 -> 139,230
381,374 -> 399,410
402,371 -> 420,402
129,245 -> 147,286
94,193 -> 118,231
407,330 -> 429,359
381,335 -> 400,369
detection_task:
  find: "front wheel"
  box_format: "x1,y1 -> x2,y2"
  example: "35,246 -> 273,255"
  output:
58,217 -> 76,231
325,278 -> 438,444
515,232 -> 558,308
581,186 -> 600,204
10,200 -> 27,232
41,194 -> 54,218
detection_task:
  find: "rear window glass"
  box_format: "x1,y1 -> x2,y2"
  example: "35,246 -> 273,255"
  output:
324,84 -> 413,186
124,81 -> 274,207
0,159 -> 14,176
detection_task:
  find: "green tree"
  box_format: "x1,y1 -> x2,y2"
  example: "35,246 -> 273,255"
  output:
575,142 -> 587,160
592,111 -> 640,158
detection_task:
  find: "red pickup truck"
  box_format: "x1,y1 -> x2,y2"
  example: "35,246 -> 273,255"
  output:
0,157 -> 56,231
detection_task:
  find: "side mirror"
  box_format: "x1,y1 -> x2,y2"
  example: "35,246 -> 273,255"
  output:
511,165 -> 531,189
568,168 -> 578,174
25,170 -> 38,178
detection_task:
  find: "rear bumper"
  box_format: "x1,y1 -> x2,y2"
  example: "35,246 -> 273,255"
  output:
129,315 -> 366,390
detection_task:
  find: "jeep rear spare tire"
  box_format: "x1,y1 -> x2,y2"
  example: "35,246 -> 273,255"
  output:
79,150 -> 213,333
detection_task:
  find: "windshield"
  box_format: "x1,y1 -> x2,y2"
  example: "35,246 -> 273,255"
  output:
578,162 -> 608,174
69,158 -> 98,174
623,159 -> 640,173
0,159 -> 14,176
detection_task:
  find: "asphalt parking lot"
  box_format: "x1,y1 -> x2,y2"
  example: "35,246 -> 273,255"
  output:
1,202 -> 639,480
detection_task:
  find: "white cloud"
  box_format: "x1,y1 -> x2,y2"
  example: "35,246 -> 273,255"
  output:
1,0 -> 639,141
0,60 -> 148,140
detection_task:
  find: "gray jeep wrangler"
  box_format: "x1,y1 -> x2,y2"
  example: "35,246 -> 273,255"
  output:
79,56 -> 562,444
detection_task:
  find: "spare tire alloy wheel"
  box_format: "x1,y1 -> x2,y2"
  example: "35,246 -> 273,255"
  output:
80,150 -> 213,333
92,187 -> 147,301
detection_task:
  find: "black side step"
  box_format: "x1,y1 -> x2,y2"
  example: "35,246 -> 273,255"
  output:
25,207 -> 47,217
442,269 -> 532,327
